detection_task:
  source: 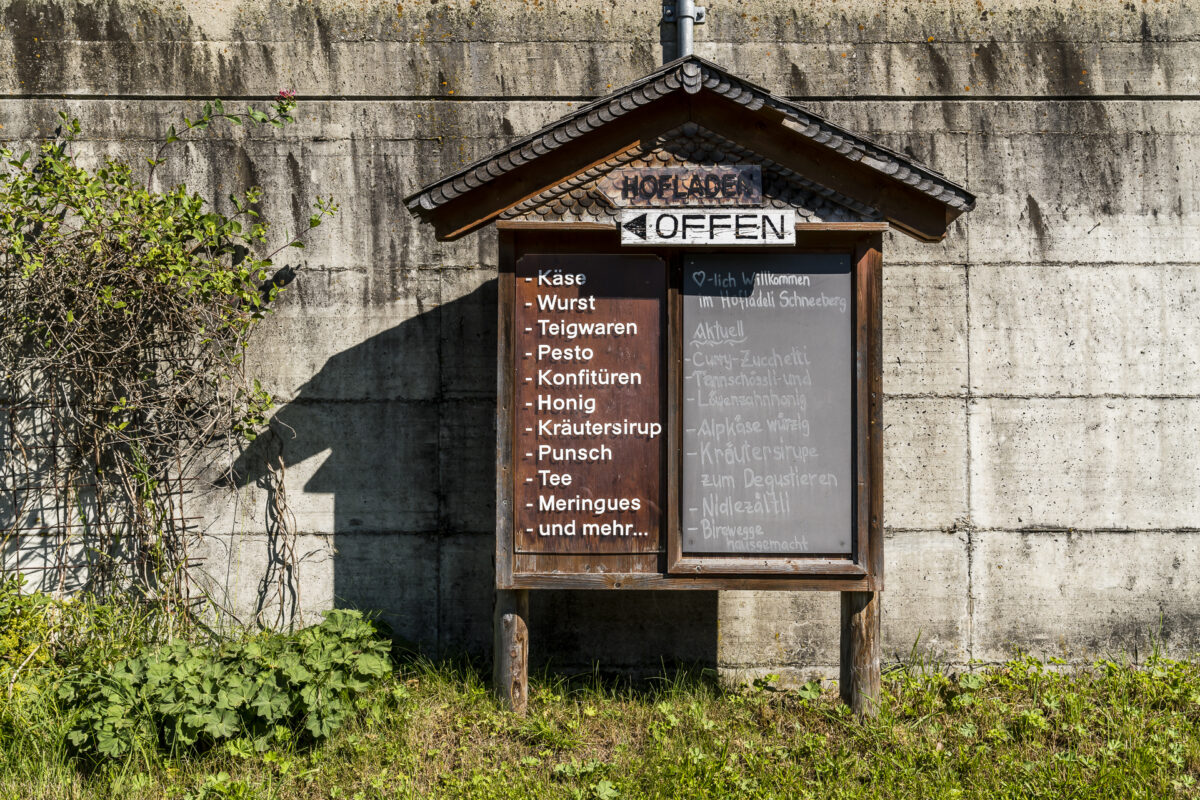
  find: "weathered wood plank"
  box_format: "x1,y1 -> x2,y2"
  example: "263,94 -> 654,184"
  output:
493,589 -> 530,714
839,590 -> 881,717
509,572 -> 875,591
496,234 -> 516,589
669,557 -> 866,576
666,252 -> 684,572
513,553 -> 659,574
866,236 -> 885,589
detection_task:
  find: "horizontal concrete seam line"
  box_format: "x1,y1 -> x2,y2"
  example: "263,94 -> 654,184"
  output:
886,393 -> 1200,400
884,528 -> 971,533
4,93 -> 1200,103
0,93 -> 592,102
0,135 -> 472,145
717,667 -> 842,672
961,393 -> 1200,400
887,527 -> 1200,534
272,266 -> 491,272
244,265 -> 493,274
885,662 -> 1122,670
250,266 -> 372,276
792,94 -> 1200,102
11,32 -> 1200,38
888,263 -> 1200,268
220,530 -> 494,537
11,37 -> 1200,46
888,266 -> 1200,272
9,133 -> 1196,146
280,397 -> 445,406
224,527 -> 1200,537
264,391 -> 497,400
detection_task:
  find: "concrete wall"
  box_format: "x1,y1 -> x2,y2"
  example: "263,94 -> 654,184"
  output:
2,0 -> 1198,678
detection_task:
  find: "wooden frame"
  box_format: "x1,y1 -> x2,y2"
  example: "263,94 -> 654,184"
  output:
495,224 -> 883,592
665,240 -> 876,578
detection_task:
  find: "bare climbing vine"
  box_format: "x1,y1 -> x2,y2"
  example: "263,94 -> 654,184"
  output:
0,94 -> 334,626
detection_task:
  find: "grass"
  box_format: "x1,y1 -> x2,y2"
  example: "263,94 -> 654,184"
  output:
3,645 -> 1199,800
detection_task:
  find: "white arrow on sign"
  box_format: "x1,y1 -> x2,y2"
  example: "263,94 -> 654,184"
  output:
619,208 -> 796,246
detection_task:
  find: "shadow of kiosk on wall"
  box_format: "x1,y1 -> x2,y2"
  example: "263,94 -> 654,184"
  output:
230,278 -> 717,671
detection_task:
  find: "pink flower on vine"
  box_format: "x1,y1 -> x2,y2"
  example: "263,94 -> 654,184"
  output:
277,89 -> 296,102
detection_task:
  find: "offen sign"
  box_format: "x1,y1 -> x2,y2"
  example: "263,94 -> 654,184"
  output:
619,208 -> 796,246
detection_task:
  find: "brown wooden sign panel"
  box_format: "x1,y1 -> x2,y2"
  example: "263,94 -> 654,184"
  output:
597,166 -> 762,207
513,253 -> 666,555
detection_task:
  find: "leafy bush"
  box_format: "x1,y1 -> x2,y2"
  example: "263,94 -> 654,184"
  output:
59,610 -> 390,760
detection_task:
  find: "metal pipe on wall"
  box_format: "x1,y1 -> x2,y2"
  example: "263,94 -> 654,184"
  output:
678,0 -> 695,57
662,0 -> 706,63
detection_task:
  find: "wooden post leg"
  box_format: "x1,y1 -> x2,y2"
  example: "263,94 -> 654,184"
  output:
493,589 -> 529,715
840,591 -> 881,718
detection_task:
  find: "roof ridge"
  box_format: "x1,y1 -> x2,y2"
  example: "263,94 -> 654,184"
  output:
406,57 -> 975,233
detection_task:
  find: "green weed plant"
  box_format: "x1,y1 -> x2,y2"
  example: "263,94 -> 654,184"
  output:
57,610 -> 391,761
0,575 -> 53,673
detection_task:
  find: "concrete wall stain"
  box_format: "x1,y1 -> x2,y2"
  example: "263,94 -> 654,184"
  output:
1024,194 -> 1048,254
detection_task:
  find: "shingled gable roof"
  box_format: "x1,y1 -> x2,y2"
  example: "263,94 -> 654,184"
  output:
405,55 -> 974,243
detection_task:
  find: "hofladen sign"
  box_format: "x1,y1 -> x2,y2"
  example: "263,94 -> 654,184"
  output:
597,165 -> 762,207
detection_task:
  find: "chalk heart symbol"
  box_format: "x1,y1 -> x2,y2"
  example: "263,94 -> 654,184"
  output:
691,271 -> 706,287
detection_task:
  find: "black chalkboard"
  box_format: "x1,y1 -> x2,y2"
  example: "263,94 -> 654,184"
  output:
681,253 -> 853,555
